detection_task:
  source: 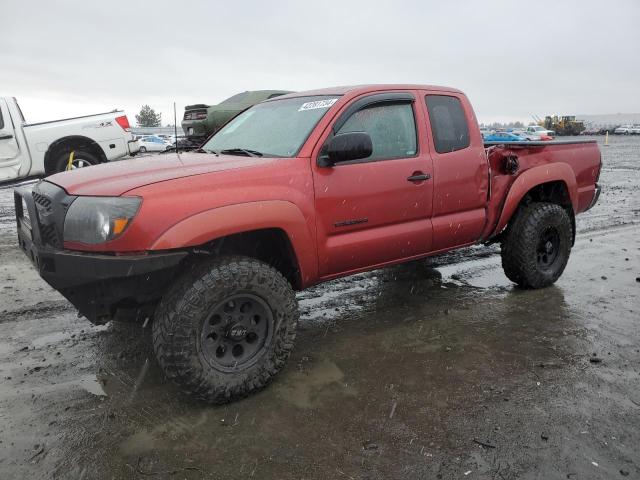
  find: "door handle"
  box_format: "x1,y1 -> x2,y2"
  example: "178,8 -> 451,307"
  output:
407,172 -> 431,182
0,134 -> 13,140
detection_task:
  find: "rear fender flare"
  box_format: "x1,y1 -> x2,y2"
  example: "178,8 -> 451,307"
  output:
44,135 -> 107,174
492,163 -> 577,236
150,200 -> 318,285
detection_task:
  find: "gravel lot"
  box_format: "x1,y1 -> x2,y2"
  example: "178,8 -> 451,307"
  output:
0,136 -> 638,479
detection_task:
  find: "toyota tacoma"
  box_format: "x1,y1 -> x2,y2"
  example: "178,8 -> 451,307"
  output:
14,85 -> 602,403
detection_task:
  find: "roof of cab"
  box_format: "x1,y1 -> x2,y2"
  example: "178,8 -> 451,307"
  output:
270,84 -> 463,100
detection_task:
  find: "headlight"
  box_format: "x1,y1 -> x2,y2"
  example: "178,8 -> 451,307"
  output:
64,197 -> 141,244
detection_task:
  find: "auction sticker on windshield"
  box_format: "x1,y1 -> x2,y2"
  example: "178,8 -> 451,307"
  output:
298,98 -> 338,111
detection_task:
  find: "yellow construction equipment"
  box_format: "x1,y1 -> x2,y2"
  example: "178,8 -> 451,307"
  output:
541,116 -> 585,136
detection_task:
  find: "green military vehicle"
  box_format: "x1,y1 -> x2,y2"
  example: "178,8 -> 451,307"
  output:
181,90 -> 292,141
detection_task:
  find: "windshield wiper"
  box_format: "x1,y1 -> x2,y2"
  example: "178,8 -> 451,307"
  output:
220,148 -> 263,157
196,148 -> 219,155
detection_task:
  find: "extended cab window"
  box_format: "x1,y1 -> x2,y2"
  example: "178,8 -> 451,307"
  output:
336,103 -> 417,161
425,95 -> 470,153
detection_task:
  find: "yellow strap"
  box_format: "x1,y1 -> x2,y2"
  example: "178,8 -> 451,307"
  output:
66,151 -> 75,171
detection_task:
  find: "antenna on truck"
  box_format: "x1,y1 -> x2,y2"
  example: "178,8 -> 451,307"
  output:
174,102 -> 178,153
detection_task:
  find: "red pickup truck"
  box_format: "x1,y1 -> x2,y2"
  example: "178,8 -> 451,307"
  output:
14,85 -> 601,403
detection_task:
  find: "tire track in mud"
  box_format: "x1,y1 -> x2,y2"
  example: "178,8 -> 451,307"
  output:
0,300 -> 72,324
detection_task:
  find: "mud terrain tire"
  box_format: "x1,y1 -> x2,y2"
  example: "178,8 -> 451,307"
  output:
152,256 -> 298,403
501,202 -> 572,289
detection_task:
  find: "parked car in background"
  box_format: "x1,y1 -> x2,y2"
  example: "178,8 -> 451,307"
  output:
479,127 -> 494,138
181,90 -> 293,142
616,125 -> 640,135
613,125 -> 633,135
138,135 -> 172,153
155,134 -> 176,144
512,129 -> 540,140
0,96 -> 138,183
526,125 -> 555,137
484,131 -> 526,142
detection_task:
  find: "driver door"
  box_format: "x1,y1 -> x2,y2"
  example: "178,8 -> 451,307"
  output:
312,92 -> 434,277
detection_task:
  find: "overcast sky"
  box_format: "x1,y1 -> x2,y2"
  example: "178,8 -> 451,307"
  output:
1,0 -> 639,126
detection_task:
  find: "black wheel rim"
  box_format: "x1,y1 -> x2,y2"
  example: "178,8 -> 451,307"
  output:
200,293 -> 273,371
536,227 -> 560,270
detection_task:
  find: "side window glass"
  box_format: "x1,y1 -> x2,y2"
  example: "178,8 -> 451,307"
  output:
425,95 -> 470,153
0,108 -> 4,129
336,103 -> 417,161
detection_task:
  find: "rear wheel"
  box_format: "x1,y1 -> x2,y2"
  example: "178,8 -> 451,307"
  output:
152,256 -> 298,403
501,202 -> 572,288
54,149 -> 99,172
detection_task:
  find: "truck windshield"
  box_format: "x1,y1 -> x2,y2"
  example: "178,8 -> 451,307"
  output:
202,95 -> 340,157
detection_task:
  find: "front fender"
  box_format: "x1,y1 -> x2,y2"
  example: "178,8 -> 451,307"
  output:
150,200 -> 318,284
492,162 -> 577,237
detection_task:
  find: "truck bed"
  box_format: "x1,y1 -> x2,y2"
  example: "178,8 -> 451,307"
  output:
23,110 -> 123,127
484,139 -> 598,147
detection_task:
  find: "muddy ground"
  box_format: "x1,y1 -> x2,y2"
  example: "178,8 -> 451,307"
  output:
0,136 -> 638,480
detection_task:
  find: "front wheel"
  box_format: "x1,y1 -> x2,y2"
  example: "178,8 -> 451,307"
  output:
152,256 -> 298,403
139,146 -> 147,153
501,202 -> 572,288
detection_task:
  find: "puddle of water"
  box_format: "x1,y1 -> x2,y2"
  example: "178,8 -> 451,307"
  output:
31,331 -> 71,348
120,429 -> 156,456
75,374 -> 108,396
0,341 -> 12,356
437,255 -> 509,289
276,359 -> 355,408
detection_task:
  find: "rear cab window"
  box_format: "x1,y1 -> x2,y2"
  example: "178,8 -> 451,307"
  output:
425,95 -> 470,153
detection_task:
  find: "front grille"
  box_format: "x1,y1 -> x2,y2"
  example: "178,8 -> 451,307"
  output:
40,224 -> 60,247
32,191 -> 52,212
31,182 -> 68,248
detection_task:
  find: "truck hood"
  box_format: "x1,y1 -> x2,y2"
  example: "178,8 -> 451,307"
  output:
47,152 -> 271,196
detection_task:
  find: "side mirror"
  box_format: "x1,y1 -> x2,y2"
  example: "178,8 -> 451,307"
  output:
318,132 -> 373,167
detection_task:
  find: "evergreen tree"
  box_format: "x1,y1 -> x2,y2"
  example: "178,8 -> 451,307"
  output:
135,105 -> 162,127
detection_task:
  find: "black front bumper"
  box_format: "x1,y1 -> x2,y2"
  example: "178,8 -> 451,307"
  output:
14,185 -> 187,323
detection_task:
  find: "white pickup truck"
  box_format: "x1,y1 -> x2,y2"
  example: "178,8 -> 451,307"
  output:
0,97 -> 139,183
526,125 -> 555,137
